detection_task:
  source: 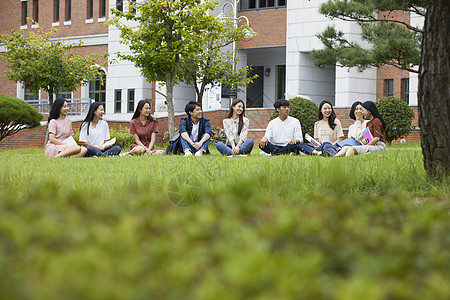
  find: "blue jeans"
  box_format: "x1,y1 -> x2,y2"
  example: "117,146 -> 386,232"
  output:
85,145 -> 122,157
297,142 -> 316,155
316,142 -> 339,156
260,142 -> 305,155
180,134 -> 210,154
216,139 -> 254,155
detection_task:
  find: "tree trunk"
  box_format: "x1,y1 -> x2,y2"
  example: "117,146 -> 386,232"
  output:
418,0 -> 450,179
165,72 -> 176,138
48,87 -> 54,109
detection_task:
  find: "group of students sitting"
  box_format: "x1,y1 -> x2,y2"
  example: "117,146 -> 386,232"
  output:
44,97 -> 386,158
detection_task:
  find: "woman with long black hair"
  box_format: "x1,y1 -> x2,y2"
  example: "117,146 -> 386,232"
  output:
338,101 -> 387,156
44,98 -> 87,158
216,99 -> 254,155
120,100 -> 164,156
79,102 -> 121,157
312,100 -> 345,156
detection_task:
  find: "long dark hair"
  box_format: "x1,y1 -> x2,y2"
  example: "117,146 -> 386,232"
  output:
362,101 -> 387,130
349,101 -> 363,120
80,102 -> 103,135
48,98 -> 67,124
132,100 -> 155,121
226,99 -> 246,135
318,100 -> 337,130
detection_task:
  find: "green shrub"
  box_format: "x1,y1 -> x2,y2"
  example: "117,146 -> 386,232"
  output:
375,97 -> 415,144
73,124 -> 134,150
271,97 -> 318,138
0,94 -> 43,142
109,125 -> 134,149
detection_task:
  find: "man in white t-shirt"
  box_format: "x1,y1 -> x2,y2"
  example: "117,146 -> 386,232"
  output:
259,99 -> 318,156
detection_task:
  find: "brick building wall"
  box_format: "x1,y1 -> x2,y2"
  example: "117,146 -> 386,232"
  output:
376,10 -> 411,100
0,0 -> 108,98
0,106 -> 420,150
237,8 -> 287,48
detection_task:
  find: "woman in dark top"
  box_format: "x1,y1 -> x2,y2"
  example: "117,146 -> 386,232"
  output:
341,101 -> 387,156
120,100 -> 164,156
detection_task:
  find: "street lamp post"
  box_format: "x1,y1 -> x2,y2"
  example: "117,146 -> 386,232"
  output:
218,0 -> 253,106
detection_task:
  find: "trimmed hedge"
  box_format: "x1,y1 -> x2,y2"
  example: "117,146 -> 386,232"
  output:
375,97 -> 415,143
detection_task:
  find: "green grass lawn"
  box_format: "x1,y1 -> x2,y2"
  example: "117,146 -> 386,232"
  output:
0,144 -> 448,299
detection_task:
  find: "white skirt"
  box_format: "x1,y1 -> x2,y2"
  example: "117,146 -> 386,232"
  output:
354,141 -> 386,155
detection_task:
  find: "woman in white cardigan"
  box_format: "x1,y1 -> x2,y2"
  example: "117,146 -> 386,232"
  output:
336,101 -> 368,156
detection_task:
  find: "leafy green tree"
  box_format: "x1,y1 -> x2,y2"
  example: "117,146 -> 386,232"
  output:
311,0 -> 426,73
108,0 -> 224,137
181,16 -> 258,103
271,97 -> 318,138
0,26 -> 105,108
375,97 -> 415,144
0,94 -> 43,142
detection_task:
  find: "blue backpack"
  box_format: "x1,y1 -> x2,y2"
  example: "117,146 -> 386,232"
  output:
165,130 -> 182,155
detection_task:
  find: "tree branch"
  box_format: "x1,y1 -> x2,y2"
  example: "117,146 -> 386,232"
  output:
155,89 -> 167,98
329,13 -> 423,33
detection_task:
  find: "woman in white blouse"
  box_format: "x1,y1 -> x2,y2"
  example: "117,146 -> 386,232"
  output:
347,101 -> 369,141
216,99 -> 254,155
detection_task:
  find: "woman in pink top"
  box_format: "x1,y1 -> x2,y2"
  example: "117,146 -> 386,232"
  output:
44,98 -> 87,158
120,100 -> 164,156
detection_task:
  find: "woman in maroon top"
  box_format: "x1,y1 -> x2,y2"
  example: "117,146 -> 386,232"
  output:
121,100 -> 164,156
340,101 -> 387,156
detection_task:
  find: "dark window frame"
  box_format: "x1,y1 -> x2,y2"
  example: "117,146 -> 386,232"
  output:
115,89 -> 122,113
89,71 -> 106,109
127,89 -> 135,113
401,78 -> 409,104
65,0 -> 71,21
99,0 -> 106,18
21,1 -> 28,26
240,0 -> 286,11
384,79 -> 394,97
116,0 -> 123,12
87,0 -> 93,19
53,0 -> 60,23
33,0 -> 39,23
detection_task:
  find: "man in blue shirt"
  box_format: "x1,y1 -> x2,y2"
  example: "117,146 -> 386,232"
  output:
179,101 -> 212,156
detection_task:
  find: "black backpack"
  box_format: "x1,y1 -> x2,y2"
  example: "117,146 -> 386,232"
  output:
165,130 -> 182,155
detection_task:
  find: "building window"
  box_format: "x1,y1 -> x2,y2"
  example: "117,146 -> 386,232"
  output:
99,0 -> 106,18
277,65 -> 286,99
53,0 -> 59,22
24,89 -> 39,101
21,1 -> 28,26
33,0 -> 39,23
384,79 -> 393,97
87,0 -> 93,19
128,89 -> 135,113
57,91 -> 72,100
401,78 -> 409,104
115,90 -> 122,113
89,70 -> 106,108
240,0 -> 286,10
65,0 -> 71,21
116,0 -> 123,12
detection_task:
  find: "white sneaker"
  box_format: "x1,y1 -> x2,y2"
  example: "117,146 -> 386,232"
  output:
289,152 -> 296,156
184,150 -> 192,156
195,149 -> 204,156
259,152 -> 271,157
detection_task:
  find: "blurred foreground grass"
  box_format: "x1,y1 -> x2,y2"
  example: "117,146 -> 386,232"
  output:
0,144 -> 448,300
